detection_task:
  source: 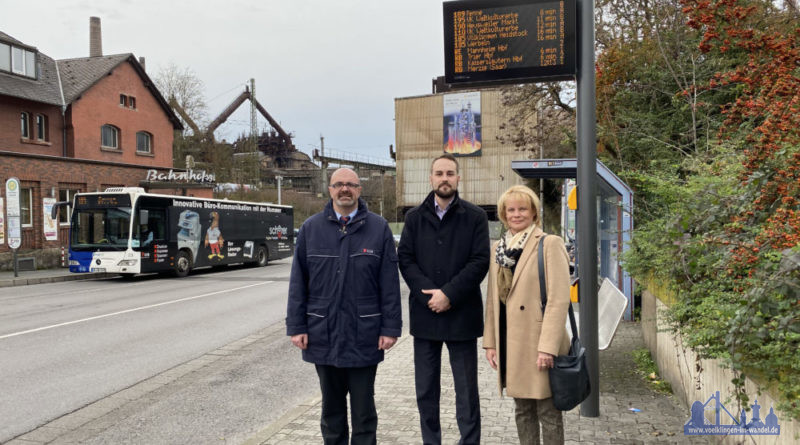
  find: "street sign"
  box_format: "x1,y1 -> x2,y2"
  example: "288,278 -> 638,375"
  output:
6,178 -> 20,217
5,178 -> 22,249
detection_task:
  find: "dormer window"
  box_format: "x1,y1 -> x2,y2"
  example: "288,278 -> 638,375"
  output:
0,41 -> 36,79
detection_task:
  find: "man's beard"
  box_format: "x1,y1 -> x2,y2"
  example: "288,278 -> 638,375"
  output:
335,193 -> 356,207
434,184 -> 456,199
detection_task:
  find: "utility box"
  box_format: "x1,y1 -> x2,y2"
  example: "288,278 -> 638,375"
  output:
16,257 -> 36,271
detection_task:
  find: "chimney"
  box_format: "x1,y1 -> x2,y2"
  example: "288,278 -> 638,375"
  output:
139,56 -> 146,71
90,17 -> 102,57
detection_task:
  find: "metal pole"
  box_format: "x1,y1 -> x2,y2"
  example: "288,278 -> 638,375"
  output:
538,97 -> 544,223
13,249 -> 18,278
577,0 -> 599,417
276,176 -> 283,205
380,169 -> 385,217
320,135 -> 328,193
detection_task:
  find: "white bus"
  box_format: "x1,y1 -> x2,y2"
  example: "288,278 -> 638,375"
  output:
58,188 -> 293,277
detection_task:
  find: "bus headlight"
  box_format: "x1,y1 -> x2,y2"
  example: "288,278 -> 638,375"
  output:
69,260 -> 80,266
117,259 -> 138,266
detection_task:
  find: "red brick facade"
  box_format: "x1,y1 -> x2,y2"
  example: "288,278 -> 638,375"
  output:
0,96 -> 64,157
0,58 -> 213,267
67,62 -> 174,167
0,152 -> 212,256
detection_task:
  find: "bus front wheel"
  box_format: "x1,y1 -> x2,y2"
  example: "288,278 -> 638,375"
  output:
174,251 -> 192,277
255,246 -> 268,267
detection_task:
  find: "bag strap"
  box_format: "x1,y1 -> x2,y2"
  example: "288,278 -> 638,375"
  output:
538,235 -> 579,340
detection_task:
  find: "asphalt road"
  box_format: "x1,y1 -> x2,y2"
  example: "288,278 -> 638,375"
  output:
0,259 -> 324,444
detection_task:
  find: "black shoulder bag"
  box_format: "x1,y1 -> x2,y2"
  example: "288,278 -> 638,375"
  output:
537,235 -> 591,411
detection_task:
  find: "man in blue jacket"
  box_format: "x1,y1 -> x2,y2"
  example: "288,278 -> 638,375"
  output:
287,167 -> 402,445
398,154 -> 490,445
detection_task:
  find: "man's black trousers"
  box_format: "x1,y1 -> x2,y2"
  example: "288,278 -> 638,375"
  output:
414,337 -> 481,445
314,364 -> 378,445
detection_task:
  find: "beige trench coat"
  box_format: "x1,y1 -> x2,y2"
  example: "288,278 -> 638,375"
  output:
483,227 -> 571,399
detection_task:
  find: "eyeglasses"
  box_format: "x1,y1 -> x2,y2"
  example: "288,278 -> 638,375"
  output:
329,182 -> 361,189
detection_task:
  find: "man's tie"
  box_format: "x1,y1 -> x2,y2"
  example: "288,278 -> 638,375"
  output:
339,215 -> 350,227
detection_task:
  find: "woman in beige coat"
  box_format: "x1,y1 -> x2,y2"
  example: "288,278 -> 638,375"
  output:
484,185 -> 571,445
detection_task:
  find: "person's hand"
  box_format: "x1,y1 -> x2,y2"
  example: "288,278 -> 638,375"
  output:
485,348 -> 498,370
537,352 -> 554,371
423,289 -> 451,313
291,334 -> 308,350
378,336 -> 397,350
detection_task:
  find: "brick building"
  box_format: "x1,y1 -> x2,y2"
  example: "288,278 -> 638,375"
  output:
0,23 -> 210,269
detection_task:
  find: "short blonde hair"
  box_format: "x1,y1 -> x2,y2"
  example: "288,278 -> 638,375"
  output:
497,185 -> 541,228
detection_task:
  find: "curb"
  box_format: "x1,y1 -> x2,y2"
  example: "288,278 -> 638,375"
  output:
0,271 -> 117,288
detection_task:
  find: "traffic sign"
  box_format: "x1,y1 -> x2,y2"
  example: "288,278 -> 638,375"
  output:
5,178 -> 22,249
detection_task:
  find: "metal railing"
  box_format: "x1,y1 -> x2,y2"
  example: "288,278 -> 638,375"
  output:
314,148 -> 395,168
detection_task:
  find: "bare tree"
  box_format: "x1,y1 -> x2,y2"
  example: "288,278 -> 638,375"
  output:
153,62 -> 208,135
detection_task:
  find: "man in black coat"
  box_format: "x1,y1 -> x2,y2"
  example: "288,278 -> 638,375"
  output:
398,154 -> 490,445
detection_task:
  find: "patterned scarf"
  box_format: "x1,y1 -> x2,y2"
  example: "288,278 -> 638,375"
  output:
495,225 -> 535,304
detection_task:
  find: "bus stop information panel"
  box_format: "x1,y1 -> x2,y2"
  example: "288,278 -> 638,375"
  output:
443,0 -> 576,86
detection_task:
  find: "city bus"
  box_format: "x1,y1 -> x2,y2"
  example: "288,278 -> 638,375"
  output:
56,187 -> 293,277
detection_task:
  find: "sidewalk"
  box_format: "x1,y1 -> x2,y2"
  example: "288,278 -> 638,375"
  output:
0,267 -> 114,288
245,322 -> 710,445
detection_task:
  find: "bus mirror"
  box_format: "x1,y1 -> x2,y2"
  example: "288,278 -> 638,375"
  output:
139,209 -> 149,225
51,201 -> 69,220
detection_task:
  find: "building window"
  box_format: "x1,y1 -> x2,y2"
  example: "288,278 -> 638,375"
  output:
1,42 -> 35,78
58,188 -> 81,224
20,188 -> 33,226
0,43 -> 10,72
21,112 -> 30,139
8,46 -> 36,78
136,131 -> 152,153
120,94 -> 127,107
129,97 -> 136,109
101,124 -> 119,149
36,114 -> 47,141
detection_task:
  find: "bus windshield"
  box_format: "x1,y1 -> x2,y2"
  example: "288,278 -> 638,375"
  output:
71,207 -> 132,251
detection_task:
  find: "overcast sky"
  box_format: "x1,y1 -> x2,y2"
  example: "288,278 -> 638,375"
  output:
4,0 -> 445,162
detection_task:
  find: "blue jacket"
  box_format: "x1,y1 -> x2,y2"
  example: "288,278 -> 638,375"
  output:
286,199 -> 402,367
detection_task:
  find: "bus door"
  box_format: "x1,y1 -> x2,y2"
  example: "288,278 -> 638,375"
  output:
132,206 -> 168,273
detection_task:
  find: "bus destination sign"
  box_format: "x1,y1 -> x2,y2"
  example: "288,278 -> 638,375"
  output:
75,194 -> 131,209
443,0 -> 576,86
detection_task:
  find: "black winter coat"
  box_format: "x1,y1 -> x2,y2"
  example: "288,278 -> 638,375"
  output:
398,191 -> 490,341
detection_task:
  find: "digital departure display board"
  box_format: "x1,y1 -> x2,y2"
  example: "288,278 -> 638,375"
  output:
443,0 -> 576,86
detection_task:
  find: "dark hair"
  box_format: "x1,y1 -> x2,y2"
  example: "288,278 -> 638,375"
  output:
431,153 -> 459,173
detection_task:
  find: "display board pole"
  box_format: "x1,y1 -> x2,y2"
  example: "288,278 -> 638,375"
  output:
577,0 -> 600,417
13,249 -> 18,278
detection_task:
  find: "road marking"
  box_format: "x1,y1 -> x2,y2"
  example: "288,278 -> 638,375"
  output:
0,281 -> 274,340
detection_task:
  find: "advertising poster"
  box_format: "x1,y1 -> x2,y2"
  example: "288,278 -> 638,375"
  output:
443,91 -> 482,156
0,197 -> 4,245
43,197 -> 57,241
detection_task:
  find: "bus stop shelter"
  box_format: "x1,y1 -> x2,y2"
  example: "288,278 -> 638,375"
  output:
511,159 -> 635,321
